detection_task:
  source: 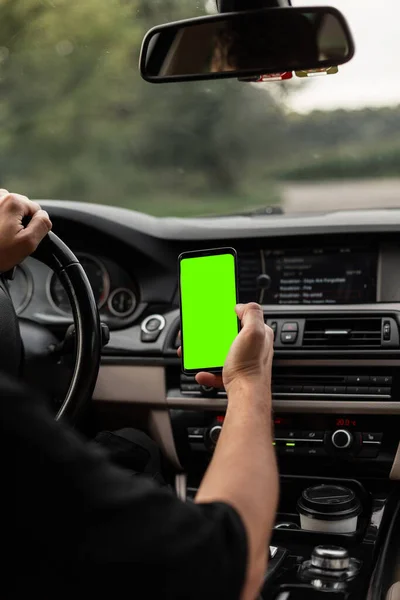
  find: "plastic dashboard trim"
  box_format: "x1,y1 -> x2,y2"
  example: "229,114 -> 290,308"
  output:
38,201 -> 400,241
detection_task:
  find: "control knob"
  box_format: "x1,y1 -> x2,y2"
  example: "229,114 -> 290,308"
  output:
256,274 -> 271,290
331,429 -> 353,450
209,425 -> 222,445
311,545 -> 350,571
200,385 -> 219,397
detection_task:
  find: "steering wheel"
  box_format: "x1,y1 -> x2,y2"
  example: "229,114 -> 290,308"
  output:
0,232 -> 101,424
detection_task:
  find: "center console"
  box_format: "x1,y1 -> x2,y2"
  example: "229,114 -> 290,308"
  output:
165,236 -> 400,598
175,408 -> 399,598
168,345 -> 400,597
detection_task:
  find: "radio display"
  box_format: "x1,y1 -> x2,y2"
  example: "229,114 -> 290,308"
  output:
263,247 -> 377,305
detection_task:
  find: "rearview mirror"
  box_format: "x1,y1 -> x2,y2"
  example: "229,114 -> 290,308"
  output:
140,6 -> 355,83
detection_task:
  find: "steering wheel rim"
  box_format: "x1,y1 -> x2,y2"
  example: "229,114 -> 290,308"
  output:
32,231 -> 101,423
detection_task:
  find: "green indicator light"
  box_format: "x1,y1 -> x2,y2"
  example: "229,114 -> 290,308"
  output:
286,442 -> 296,447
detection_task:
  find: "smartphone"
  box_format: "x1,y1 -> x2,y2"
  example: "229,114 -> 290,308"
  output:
178,247 -> 239,374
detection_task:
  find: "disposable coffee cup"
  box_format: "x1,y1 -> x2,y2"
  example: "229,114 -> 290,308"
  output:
297,484 -> 362,534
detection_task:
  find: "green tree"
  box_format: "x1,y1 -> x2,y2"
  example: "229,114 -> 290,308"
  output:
0,0 -> 285,212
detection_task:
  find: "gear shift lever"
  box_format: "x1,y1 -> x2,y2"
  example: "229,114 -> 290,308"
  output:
299,545 -> 361,590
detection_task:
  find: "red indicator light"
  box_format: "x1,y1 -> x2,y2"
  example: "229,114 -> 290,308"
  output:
216,416 -> 225,423
336,418 -> 357,428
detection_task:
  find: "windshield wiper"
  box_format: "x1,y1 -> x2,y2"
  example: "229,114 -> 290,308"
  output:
209,205 -> 284,217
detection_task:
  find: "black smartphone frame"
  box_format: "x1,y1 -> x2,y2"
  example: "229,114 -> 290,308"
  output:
178,247 -> 239,375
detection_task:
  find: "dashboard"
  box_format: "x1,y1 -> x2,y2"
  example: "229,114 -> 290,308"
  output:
10,252 -> 141,330
11,200 -> 400,482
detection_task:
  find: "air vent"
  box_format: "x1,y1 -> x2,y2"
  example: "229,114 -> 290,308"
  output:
238,251 -> 262,303
303,317 -> 382,349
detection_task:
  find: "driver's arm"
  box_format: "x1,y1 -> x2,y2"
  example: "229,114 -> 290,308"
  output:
1,372 -> 247,599
0,189 -> 52,272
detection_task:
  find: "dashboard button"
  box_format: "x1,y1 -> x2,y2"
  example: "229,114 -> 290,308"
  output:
375,376 -> 393,385
277,430 -> 298,439
362,432 -> 383,442
279,385 -> 303,394
368,387 -> 391,396
146,318 -> 162,332
305,447 -> 326,457
281,331 -> 298,344
282,446 -> 297,456
325,386 -> 346,394
188,427 -> 204,437
302,430 -> 324,441
141,314 -> 166,342
383,321 -> 391,341
358,447 -> 379,459
282,322 -> 299,332
304,386 -> 324,394
287,385 -> 303,394
347,376 -> 370,385
347,386 -> 369,395
181,384 -> 200,393
181,374 -> 195,382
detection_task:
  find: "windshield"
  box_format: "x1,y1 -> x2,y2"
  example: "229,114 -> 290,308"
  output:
0,0 -> 399,216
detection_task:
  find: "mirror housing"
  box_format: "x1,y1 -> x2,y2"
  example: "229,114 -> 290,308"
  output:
217,0 -> 292,10
140,6 -> 355,84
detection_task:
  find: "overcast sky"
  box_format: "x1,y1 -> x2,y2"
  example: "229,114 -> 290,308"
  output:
287,0 -> 400,112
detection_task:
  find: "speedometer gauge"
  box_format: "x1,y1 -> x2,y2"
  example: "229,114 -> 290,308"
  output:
48,253 -> 110,313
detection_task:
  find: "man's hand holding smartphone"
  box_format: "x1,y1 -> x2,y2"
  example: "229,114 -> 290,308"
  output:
177,302 -> 278,600
177,302 -> 274,397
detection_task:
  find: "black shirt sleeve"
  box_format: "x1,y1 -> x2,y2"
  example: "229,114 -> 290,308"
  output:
1,373 -> 247,599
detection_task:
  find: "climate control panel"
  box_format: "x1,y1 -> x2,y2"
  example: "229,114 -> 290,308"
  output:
187,415 -> 390,461
274,426 -> 381,459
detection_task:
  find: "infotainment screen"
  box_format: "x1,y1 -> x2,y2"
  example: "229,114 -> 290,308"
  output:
262,247 -> 377,305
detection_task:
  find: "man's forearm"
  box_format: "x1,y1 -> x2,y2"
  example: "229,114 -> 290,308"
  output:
195,380 -> 279,599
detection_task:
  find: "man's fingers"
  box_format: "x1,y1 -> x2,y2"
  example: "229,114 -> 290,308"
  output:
18,209 -> 52,253
196,372 -> 223,389
0,191 -> 41,218
235,303 -> 245,320
177,346 -> 182,358
236,302 -> 264,329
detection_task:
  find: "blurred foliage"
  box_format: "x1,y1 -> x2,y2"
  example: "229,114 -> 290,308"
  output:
0,0 -> 398,216
273,107 -> 400,181
0,0 -> 283,214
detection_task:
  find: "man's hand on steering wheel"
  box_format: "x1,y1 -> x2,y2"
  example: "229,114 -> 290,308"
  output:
0,189 -> 52,272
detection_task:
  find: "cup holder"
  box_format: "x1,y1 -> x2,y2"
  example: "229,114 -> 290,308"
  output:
272,475 -> 371,545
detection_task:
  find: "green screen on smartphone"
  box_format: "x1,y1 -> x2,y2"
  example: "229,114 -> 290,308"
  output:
179,249 -> 239,372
